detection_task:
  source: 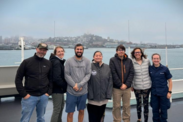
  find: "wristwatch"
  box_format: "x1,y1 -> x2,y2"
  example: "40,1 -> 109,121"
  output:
168,91 -> 172,94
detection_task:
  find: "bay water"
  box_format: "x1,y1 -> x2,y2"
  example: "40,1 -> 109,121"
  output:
0,48 -> 183,79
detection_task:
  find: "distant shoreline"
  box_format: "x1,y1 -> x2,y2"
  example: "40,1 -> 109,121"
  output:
0,47 -> 183,50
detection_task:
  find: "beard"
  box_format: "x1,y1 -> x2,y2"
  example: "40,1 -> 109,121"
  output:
36,53 -> 45,58
75,52 -> 83,58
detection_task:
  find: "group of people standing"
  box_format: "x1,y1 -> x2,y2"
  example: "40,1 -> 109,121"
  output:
15,43 -> 173,122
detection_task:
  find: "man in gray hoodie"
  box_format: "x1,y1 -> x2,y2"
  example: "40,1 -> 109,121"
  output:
65,44 -> 91,122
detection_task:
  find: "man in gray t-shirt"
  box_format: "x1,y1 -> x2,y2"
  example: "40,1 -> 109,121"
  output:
65,44 -> 91,122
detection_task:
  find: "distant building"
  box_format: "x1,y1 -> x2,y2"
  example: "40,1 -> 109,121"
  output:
104,42 -> 118,48
92,42 -> 104,46
0,36 -> 2,44
107,37 -> 110,41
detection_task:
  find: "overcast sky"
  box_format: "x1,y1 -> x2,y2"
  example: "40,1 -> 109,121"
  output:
0,0 -> 183,44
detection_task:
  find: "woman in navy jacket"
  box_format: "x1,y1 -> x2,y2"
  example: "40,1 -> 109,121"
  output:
49,46 -> 67,122
149,53 -> 173,122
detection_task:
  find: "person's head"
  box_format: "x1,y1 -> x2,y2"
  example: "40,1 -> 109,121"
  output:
54,46 -> 65,59
93,51 -> 103,63
131,47 -> 147,60
152,53 -> 161,66
36,43 -> 48,58
116,44 -> 126,57
74,44 -> 84,58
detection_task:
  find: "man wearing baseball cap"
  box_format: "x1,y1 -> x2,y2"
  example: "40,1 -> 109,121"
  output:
15,43 -> 52,122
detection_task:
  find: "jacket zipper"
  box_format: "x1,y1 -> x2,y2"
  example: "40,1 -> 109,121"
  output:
39,60 -> 41,93
99,67 -> 101,99
124,65 -> 126,73
121,59 -> 124,83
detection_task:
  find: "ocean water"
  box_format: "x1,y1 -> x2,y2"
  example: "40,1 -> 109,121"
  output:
0,48 -> 183,79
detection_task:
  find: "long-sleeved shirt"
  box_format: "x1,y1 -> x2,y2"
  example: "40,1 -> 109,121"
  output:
65,56 -> 91,96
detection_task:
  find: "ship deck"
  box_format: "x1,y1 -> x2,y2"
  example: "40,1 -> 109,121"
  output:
0,97 -> 183,122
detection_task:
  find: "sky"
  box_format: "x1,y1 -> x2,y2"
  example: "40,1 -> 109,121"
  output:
0,0 -> 183,44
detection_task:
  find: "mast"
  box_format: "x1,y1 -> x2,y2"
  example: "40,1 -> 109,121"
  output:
128,20 -> 131,56
165,23 -> 168,67
128,20 -> 130,42
54,21 -> 55,40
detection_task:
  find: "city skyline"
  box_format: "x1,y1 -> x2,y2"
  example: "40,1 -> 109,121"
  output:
0,0 -> 183,44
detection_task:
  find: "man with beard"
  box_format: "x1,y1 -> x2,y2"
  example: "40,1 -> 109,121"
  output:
15,43 -> 52,122
65,44 -> 91,122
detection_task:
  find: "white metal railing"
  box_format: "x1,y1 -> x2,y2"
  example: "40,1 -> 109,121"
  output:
107,68 -> 183,104
172,79 -> 183,82
0,65 -> 19,68
170,68 -> 183,70
0,66 -> 183,105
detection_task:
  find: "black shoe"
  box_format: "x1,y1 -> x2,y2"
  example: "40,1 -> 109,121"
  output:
137,120 -> 142,122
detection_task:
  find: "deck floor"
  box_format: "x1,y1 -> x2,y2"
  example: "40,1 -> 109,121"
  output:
0,97 -> 183,122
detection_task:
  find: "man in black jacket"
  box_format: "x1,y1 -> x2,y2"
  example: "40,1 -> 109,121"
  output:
109,44 -> 134,122
15,43 -> 52,122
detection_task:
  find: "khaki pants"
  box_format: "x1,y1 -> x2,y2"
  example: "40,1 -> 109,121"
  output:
112,88 -> 131,122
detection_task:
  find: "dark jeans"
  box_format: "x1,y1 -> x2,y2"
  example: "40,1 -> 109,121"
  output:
134,88 -> 151,122
87,103 -> 106,122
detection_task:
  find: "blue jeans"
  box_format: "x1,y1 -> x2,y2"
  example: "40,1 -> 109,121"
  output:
20,94 -> 49,122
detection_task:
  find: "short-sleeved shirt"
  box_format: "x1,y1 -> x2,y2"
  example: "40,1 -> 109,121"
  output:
149,64 -> 172,96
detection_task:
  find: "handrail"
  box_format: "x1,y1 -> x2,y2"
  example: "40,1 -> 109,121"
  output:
0,65 -> 19,68
172,79 -> 183,82
170,68 -> 183,70
1,65 -> 183,69
107,79 -> 183,103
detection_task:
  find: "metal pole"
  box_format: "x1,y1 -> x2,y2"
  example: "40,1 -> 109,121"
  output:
165,46 -> 168,67
128,20 -> 131,57
165,23 -> 168,67
165,23 -> 172,103
128,47 -> 131,57
20,37 -> 24,62
54,21 -> 55,40
128,20 -> 130,42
